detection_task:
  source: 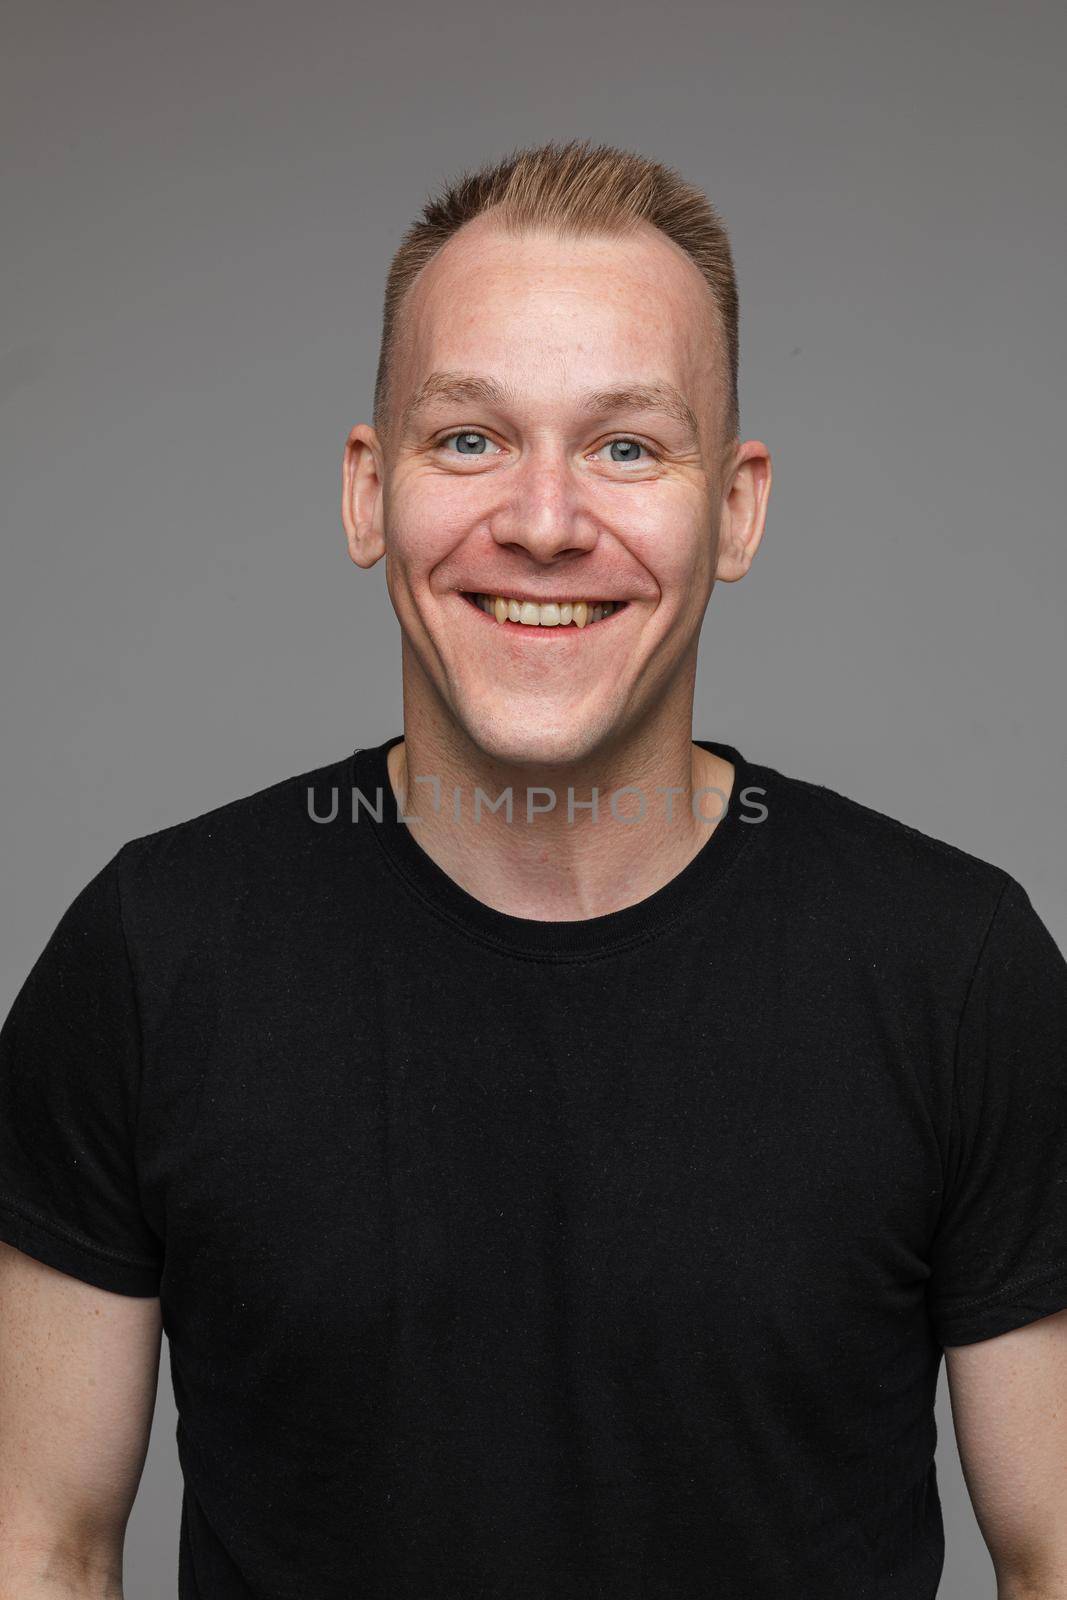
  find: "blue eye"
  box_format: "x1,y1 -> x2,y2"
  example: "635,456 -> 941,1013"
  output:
598,437 -> 654,465
440,431 -> 497,456
435,431 -> 656,465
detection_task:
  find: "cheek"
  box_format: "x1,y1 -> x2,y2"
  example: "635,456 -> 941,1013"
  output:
621,496 -> 715,596
386,479 -> 474,573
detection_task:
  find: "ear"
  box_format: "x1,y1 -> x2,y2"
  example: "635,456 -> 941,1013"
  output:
714,440 -> 772,583
342,424 -> 387,568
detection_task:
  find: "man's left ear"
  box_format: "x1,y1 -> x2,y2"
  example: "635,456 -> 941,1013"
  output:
715,441 -> 772,583
342,424 -> 387,569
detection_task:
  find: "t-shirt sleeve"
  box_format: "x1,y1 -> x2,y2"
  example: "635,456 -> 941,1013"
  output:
0,846 -> 163,1296
928,875 -> 1067,1346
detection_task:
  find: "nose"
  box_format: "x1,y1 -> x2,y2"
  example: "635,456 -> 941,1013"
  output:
487,442 -> 601,565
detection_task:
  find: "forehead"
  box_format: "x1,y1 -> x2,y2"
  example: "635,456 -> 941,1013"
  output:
396,215 -> 721,416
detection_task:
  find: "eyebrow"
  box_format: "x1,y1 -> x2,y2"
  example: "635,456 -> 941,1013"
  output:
400,370 -> 701,445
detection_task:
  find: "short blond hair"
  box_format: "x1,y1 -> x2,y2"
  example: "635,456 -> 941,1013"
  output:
374,137 -> 739,451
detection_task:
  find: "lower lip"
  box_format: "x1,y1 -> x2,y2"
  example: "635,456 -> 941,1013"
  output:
458,592 -> 630,638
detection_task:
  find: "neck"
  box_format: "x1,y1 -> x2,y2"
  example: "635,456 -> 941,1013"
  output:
384,715 -> 736,924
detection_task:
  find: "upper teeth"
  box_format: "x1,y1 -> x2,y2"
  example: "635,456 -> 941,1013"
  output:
470,594 -> 622,628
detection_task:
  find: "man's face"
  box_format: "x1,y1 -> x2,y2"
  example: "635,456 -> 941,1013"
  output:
356,215 -> 749,769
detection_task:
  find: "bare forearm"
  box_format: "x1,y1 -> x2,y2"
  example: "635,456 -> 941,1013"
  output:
996,1569 -> 1067,1600
0,1540 -> 123,1600
0,1583 -> 121,1600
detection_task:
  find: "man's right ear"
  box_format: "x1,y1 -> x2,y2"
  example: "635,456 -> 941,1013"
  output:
341,424 -> 386,568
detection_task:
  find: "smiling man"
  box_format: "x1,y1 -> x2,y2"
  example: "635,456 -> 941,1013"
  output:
341,196 -> 767,926
2,139 -> 1066,1600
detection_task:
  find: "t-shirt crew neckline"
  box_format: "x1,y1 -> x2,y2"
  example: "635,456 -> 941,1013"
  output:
351,734 -> 761,960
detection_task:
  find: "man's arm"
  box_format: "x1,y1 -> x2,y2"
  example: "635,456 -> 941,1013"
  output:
0,1241 -> 162,1598
945,1307 -> 1067,1599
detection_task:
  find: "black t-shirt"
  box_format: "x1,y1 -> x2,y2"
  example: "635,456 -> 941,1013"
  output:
2,733 -> 1067,1598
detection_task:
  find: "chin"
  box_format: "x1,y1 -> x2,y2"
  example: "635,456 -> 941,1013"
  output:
456,703 -> 614,772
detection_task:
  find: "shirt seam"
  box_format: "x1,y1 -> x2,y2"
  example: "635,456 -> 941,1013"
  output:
111,841 -> 162,1248
0,1190 -> 162,1268
363,795 -> 762,965
937,870 -> 1016,1206
932,1259 -> 1067,1318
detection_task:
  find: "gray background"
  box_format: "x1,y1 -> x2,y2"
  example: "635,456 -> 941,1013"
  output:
2,0 -> 1064,1593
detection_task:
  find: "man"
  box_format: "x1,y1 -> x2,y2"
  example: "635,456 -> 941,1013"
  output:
1,137 -> 1065,1599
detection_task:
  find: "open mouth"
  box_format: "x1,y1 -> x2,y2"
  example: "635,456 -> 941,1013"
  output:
461,592 -> 630,630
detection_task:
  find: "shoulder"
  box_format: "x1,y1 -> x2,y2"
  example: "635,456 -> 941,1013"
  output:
746,751 -> 1019,955
110,749 -> 364,932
